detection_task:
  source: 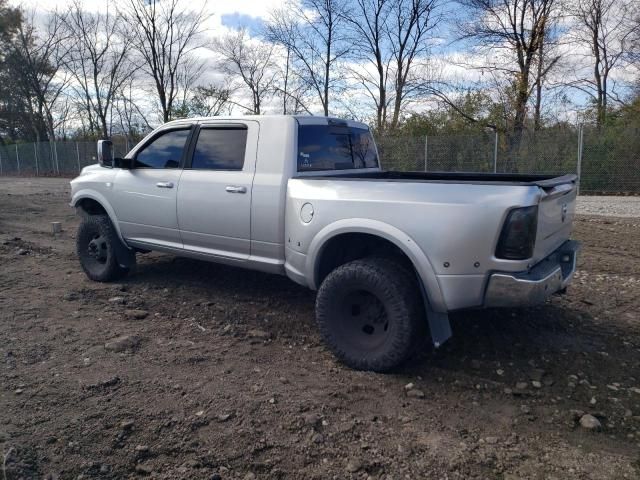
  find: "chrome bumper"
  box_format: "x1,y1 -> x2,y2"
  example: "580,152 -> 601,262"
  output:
484,240 -> 580,307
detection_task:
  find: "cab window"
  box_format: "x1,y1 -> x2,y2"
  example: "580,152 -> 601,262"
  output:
134,129 -> 190,169
297,124 -> 379,172
190,127 -> 247,170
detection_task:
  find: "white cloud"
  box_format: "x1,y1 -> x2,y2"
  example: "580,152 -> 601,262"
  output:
10,0 -> 637,127
12,0 -> 283,34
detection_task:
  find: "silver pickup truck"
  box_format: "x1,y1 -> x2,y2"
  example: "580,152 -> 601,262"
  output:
70,115 -> 579,372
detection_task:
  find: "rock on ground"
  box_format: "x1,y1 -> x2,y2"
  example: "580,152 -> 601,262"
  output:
104,335 -> 141,353
579,414 -> 602,430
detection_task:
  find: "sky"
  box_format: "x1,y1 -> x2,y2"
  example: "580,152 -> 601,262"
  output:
15,0 -> 280,33
13,0 -> 289,122
10,0 -> 637,126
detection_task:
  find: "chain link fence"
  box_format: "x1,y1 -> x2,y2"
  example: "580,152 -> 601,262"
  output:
0,138 -> 132,177
378,126 -> 640,194
0,127 -> 638,194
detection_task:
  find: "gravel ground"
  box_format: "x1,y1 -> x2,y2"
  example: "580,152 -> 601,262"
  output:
576,196 -> 640,218
1,178 -> 639,480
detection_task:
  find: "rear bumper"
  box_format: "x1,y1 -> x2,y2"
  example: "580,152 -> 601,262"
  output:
484,240 -> 580,307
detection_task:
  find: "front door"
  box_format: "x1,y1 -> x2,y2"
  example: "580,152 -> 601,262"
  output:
177,121 -> 258,260
112,126 -> 192,249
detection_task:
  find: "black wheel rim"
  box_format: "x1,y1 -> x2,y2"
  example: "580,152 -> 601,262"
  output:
85,233 -> 108,264
336,289 -> 390,352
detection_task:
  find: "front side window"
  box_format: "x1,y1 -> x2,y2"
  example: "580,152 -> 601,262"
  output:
135,129 -> 190,169
191,127 -> 247,170
297,124 -> 379,172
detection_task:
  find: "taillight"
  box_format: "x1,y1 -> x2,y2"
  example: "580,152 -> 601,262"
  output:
496,206 -> 538,260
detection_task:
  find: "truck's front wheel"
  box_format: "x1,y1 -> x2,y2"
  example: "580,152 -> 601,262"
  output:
315,257 -> 424,372
77,214 -> 130,282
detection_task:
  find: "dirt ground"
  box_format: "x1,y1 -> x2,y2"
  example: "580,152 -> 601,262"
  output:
1,177 -> 639,480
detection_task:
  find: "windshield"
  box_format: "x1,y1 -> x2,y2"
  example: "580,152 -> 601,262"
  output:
297,124 -> 379,172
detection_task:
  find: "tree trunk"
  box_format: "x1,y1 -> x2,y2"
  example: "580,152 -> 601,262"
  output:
99,112 -> 109,139
323,16 -> 331,116
283,46 -> 290,114
375,39 -> 385,131
534,36 -> 544,131
601,71 -> 608,125
534,80 -> 542,131
592,14 -> 605,127
513,70 -> 530,133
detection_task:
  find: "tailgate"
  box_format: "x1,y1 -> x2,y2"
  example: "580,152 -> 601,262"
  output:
533,176 -> 578,262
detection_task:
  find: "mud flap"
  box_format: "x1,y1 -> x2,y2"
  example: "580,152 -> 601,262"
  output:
114,240 -> 136,269
417,275 -> 452,348
425,308 -> 452,348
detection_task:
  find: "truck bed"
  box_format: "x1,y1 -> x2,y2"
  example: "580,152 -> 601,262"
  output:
298,171 -> 578,189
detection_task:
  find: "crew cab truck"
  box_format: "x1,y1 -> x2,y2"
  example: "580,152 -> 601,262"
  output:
70,115 -> 580,372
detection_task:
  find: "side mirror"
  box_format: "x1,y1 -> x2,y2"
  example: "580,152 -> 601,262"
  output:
97,140 -> 113,167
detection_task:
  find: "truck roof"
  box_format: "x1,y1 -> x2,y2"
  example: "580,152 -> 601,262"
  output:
163,115 -> 369,130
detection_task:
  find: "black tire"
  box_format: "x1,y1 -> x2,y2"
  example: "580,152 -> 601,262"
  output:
315,257 -> 425,372
76,214 -> 130,282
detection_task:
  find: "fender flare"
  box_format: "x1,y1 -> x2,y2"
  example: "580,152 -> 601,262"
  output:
306,218 -> 447,313
71,190 -> 126,243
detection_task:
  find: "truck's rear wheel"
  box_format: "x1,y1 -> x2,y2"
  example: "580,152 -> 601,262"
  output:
77,214 -> 130,282
315,257 -> 424,372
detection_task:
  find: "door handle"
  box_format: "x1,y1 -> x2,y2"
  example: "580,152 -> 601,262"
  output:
225,185 -> 247,194
156,182 -> 174,189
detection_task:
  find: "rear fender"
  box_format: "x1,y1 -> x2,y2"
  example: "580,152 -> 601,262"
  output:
307,218 -> 447,313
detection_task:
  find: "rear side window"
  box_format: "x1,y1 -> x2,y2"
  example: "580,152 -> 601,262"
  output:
135,129 -> 190,169
191,127 -> 247,170
297,124 -> 379,172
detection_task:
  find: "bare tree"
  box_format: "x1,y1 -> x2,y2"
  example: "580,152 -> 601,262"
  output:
61,0 -> 135,139
213,29 -> 276,115
125,0 -> 207,123
51,94 -> 75,139
630,14 -> 640,71
532,15 -> 561,129
344,0 -> 440,131
9,9 -> 70,142
188,84 -> 232,117
268,27 -> 312,114
267,0 -> 349,116
568,0 -> 637,125
272,46 -> 313,114
457,0 -> 558,133
280,43 -> 293,114
171,55 -> 206,118
114,76 -> 152,139
342,0 -> 390,129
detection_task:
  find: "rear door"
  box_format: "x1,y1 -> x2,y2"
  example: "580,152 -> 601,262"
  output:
177,121 -> 258,260
112,126 -> 193,249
